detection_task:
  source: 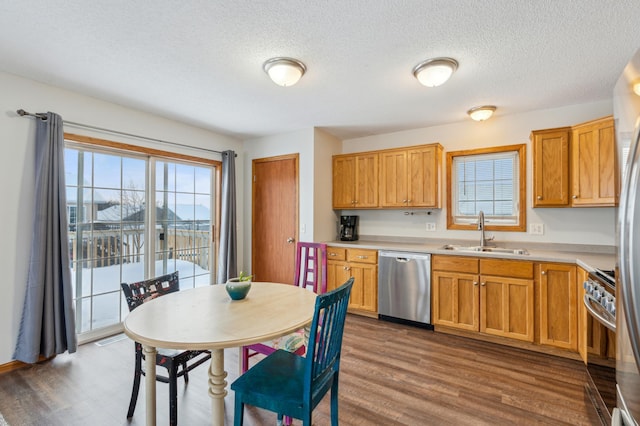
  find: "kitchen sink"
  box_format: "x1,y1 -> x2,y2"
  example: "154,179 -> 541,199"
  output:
440,244 -> 529,255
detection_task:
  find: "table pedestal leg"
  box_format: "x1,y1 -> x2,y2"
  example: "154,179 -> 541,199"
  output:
143,345 -> 157,425
208,348 -> 227,426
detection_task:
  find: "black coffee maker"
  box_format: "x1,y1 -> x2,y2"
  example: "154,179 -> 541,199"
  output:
340,215 -> 358,241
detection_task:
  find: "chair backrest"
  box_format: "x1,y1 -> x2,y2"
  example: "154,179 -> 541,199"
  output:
294,242 -> 327,294
303,277 -> 354,395
121,271 -> 180,312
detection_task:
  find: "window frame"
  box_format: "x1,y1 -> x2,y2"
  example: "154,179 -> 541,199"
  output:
446,143 -> 526,232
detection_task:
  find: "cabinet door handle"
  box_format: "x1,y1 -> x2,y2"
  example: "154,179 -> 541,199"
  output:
481,282 -> 486,286
473,281 -> 478,286
329,252 -> 337,257
572,195 -> 578,199
541,270 -> 546,275
537,195 -> 542,200
357,255 -> 368,259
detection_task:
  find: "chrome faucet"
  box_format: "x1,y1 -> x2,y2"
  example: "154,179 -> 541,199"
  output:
477,211 -> 494,247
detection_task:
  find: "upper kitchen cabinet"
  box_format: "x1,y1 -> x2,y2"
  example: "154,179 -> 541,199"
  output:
379,144 -> 443,208
333,143 -> 442,210
532,127 -> 571,207
332,152 -> 379,209
571,116 -> 617,207
531,116 -> 617,208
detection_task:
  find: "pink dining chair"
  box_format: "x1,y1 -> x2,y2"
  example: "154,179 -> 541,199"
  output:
240,242 -> 328,374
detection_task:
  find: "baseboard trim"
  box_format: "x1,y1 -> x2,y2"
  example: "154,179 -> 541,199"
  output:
0,360 -> 27,374
0,355 -> 55,374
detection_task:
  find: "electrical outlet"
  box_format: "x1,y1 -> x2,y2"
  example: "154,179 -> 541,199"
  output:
426,222 -> 436,232
529,223 -> 544,235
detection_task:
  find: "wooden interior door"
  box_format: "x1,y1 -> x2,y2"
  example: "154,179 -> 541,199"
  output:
251,154 -> 299,284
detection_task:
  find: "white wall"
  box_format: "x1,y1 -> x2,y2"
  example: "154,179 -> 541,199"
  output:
313,129 -> 343,241
340,101 -> 617,246
0,71 -> 242,365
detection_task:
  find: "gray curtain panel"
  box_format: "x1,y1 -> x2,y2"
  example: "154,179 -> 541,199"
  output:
216,150 -> 238,283
14,112 -> 77,363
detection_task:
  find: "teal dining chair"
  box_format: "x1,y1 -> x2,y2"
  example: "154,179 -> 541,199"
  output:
231,277 -> 354,426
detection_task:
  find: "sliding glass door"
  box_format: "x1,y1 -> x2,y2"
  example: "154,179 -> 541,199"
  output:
65,142 -> 216,338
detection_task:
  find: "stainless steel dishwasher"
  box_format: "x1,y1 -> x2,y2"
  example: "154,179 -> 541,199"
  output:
378,251 -> 432,327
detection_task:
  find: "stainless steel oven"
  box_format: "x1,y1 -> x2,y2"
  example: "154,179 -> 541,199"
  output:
583,269 -> 617,425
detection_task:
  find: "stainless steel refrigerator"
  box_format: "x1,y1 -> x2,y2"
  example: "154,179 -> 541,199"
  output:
613,48 -> 640,425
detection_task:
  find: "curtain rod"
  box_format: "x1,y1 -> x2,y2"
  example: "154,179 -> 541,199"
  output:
16,109 -> 235,157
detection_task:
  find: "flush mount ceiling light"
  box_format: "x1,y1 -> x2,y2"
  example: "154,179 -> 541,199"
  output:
633,80 -> 640,96
467,105 -> 497,121
263,57 -> 306,87
412,57 -> 458,87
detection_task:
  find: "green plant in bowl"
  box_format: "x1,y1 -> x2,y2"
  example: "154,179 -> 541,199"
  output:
226,271 -> 252,300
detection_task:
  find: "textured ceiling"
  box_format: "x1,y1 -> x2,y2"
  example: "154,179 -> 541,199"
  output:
1,1 -> 640,140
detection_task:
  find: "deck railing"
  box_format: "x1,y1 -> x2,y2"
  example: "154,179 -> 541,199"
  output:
68,228 -> 211,270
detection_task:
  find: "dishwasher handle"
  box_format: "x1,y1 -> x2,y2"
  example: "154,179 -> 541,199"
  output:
378,251 -> 431,262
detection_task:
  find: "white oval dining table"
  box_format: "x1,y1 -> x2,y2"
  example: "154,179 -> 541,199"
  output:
123,281 -> 318,426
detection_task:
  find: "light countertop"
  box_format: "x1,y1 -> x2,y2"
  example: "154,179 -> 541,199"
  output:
324,236 -> 616,272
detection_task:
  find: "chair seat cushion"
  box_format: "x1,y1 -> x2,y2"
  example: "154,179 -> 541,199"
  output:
261,327 -> 308,353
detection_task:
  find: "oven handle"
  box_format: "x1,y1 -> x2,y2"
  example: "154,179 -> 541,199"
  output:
583,294 -> 616,332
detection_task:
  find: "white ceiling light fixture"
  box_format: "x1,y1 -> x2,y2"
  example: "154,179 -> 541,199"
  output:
412,57 -> 458,87
467,105 -> 497,121
633,80 -> 640,96
263,57 -> 307,87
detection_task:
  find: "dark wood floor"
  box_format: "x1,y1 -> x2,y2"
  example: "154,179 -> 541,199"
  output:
0,315 -> 600,425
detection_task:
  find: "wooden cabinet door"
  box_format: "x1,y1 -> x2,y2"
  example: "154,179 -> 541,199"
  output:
379,149 -> 408,207
577,267 -> 588,363
354,153 -> 379,208
327,260 -> 350,292
348,262 -> 377,313
407,145 -> 441,208
332,155 -> 356,208
480,275 -> 534,342
432,271 -> 479,331
531,128 -> 570,207
537,263 -> 577,350
571,117 -> 617,206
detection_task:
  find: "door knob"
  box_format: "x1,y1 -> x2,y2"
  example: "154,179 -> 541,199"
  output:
287,237 -> 295,243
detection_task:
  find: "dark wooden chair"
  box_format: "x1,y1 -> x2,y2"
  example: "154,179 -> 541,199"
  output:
121,271 -> 211,426
231,276 -> 354,426
240,242 -> 328,373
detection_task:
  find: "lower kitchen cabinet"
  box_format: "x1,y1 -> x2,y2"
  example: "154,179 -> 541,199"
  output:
536,262 -> 578,351
432,256 -> 479,331
327,246 -> 378,316
432,255 -> 534,342
578,267 -> 588,362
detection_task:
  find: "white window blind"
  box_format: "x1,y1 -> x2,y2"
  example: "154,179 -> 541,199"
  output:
452,150 -> 519,225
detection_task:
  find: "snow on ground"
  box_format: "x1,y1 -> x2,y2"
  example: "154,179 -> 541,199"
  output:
72,259 -> 212,333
